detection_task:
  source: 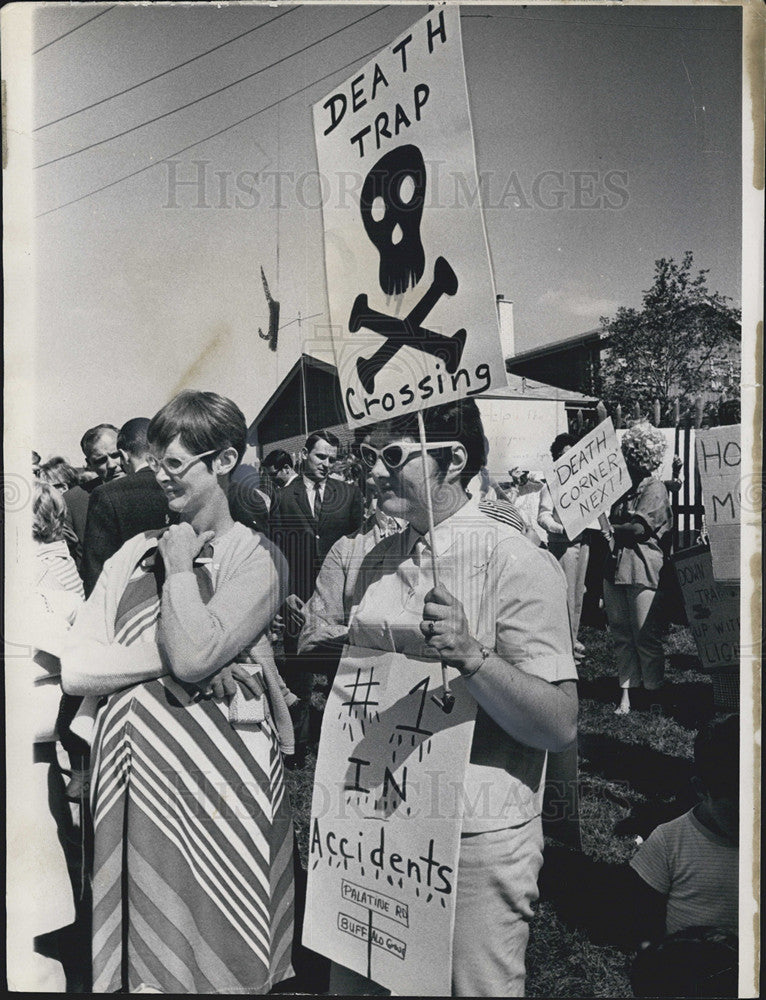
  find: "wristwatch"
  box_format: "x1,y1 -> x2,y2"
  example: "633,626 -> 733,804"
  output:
463,643 -> 493,678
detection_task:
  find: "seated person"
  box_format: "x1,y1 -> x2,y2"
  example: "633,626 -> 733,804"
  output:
628,715 -> 738,994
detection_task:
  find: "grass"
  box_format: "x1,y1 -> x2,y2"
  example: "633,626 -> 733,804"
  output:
283,620 -> 726,997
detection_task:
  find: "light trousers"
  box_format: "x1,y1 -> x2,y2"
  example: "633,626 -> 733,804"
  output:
603,581 -> 665,690
328,818 -> 544,997
548,537 -> 590,640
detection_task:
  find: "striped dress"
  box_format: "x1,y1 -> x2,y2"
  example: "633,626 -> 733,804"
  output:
86,528 -> 294,993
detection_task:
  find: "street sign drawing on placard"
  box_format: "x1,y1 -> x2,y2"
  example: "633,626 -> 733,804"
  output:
313,7 -> 507,428
543,417 -> 630,540
303,647 -> 477,996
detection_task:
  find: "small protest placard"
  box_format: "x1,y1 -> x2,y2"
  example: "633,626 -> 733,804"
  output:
303,646 -> 477,996
695,425 -> 741,581
543,417 -> 630,540
313,7 -> 507,428
672,546 -> 739,671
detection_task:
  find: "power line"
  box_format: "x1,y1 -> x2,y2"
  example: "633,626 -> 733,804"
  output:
35,7 -> 385,170
36,40 -> 387,220
34,6 -> 301,132
460,11 -> 739,32
33,6 -> 116,55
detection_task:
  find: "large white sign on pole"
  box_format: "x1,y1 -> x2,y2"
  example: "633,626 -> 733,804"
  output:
313,7 -> 507,428
303,647 -> 477,996
543,417 -> 631,540
695,425 -> 741,581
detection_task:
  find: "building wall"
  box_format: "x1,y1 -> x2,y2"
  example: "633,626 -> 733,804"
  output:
508,342 -> 601,396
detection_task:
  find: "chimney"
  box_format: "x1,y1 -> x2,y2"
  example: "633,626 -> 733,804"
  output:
496,295 -> 515,359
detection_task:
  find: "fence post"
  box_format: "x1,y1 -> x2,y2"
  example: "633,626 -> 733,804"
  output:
615,403 -> 623,429
673,398 -> 680,428
653,398 -> 661,426
633,401 -> 641,422
694,396 -> 704,428
596,400 -> 607,423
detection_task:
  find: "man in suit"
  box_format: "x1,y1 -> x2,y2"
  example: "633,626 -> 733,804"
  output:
271,429 -> 364,764
63,423 -> 125,571
263,448 -> 298,490
81,418 -> 175,596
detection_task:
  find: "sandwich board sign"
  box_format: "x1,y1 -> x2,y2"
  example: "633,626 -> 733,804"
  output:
313,6 -> 507,429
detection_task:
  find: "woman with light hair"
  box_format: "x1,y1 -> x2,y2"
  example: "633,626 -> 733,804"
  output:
601,421 -> 672,714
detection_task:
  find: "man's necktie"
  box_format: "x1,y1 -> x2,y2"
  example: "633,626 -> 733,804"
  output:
314,481 -> 323,520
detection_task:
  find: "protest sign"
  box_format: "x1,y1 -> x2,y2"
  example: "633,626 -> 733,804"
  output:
478,397 -> 568,476
542,417 -> 630,540
303,646 -> 477,996
672,546 -> 739,671
695,425 -> 741,581
313,7 -> 507,428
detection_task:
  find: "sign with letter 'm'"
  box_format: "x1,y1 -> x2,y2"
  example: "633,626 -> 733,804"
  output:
671,545 -> 739,671
303,646 -> 477,995
543,417 -> 630,540
695,425 -> 741,581
313,7 -> 506,428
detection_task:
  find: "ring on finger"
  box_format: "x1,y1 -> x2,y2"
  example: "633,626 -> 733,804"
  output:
426,621 -> 436,638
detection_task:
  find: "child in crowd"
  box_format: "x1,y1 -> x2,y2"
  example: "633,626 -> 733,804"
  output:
629,714 -> 739,995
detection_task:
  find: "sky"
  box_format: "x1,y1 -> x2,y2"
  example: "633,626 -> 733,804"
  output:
23,2 -> 742,459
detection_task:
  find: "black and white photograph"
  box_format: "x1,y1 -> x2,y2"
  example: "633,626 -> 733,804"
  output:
2,1 -> 761,995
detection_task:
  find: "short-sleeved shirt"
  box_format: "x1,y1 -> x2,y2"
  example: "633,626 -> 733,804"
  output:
630,808 -> 738,935
606,474 -> 672,588
345,492 -> 577,833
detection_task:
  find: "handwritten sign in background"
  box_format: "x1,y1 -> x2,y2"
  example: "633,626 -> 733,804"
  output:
543,417 -> 630,540
478,397 -> 568,476
695,425 -> 741,581
303,646 -> 477,995
672,545 -> 739,671
313,7 -> 506,428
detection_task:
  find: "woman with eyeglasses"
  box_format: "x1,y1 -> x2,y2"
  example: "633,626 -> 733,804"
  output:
326,399 -> 578,997
61,391 -> 295,994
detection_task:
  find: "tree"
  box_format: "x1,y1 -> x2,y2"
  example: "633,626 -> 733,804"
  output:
598,252 -> 741,420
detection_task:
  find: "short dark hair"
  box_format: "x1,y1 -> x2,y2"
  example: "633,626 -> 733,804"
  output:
117,417 -> 151,458
33,480 -> 67,543
263,449 -> 293,471
32,450 -> 41,467
147,391 -> 246,471
37,457 -> 79,491
550,433 -> 576,461
694,714 -> 739,799
80,423 -> 119,459
389,399 -> 486,491
305,429 -> 340,454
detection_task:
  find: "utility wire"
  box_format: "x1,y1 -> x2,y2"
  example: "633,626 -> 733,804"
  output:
35,7 -> 385,170
460,11 -> 739,32
36,40 -> 386,220
33,6 -> 115,55
34,6 -> 300,132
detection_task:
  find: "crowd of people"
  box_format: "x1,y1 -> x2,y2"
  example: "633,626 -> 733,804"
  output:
18,391 -> 738,996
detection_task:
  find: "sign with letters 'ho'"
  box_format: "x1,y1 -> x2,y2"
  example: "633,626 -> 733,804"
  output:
302,647 -> 477,995
313,7 -> 507,428
695,425 -> 741,582
543,417 -> 631,540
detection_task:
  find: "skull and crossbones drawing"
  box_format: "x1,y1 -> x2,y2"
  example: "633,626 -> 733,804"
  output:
351,144 -> 467,394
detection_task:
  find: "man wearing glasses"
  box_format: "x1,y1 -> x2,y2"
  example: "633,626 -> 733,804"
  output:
81,418 -> 176,597
62,423 -> 125,572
